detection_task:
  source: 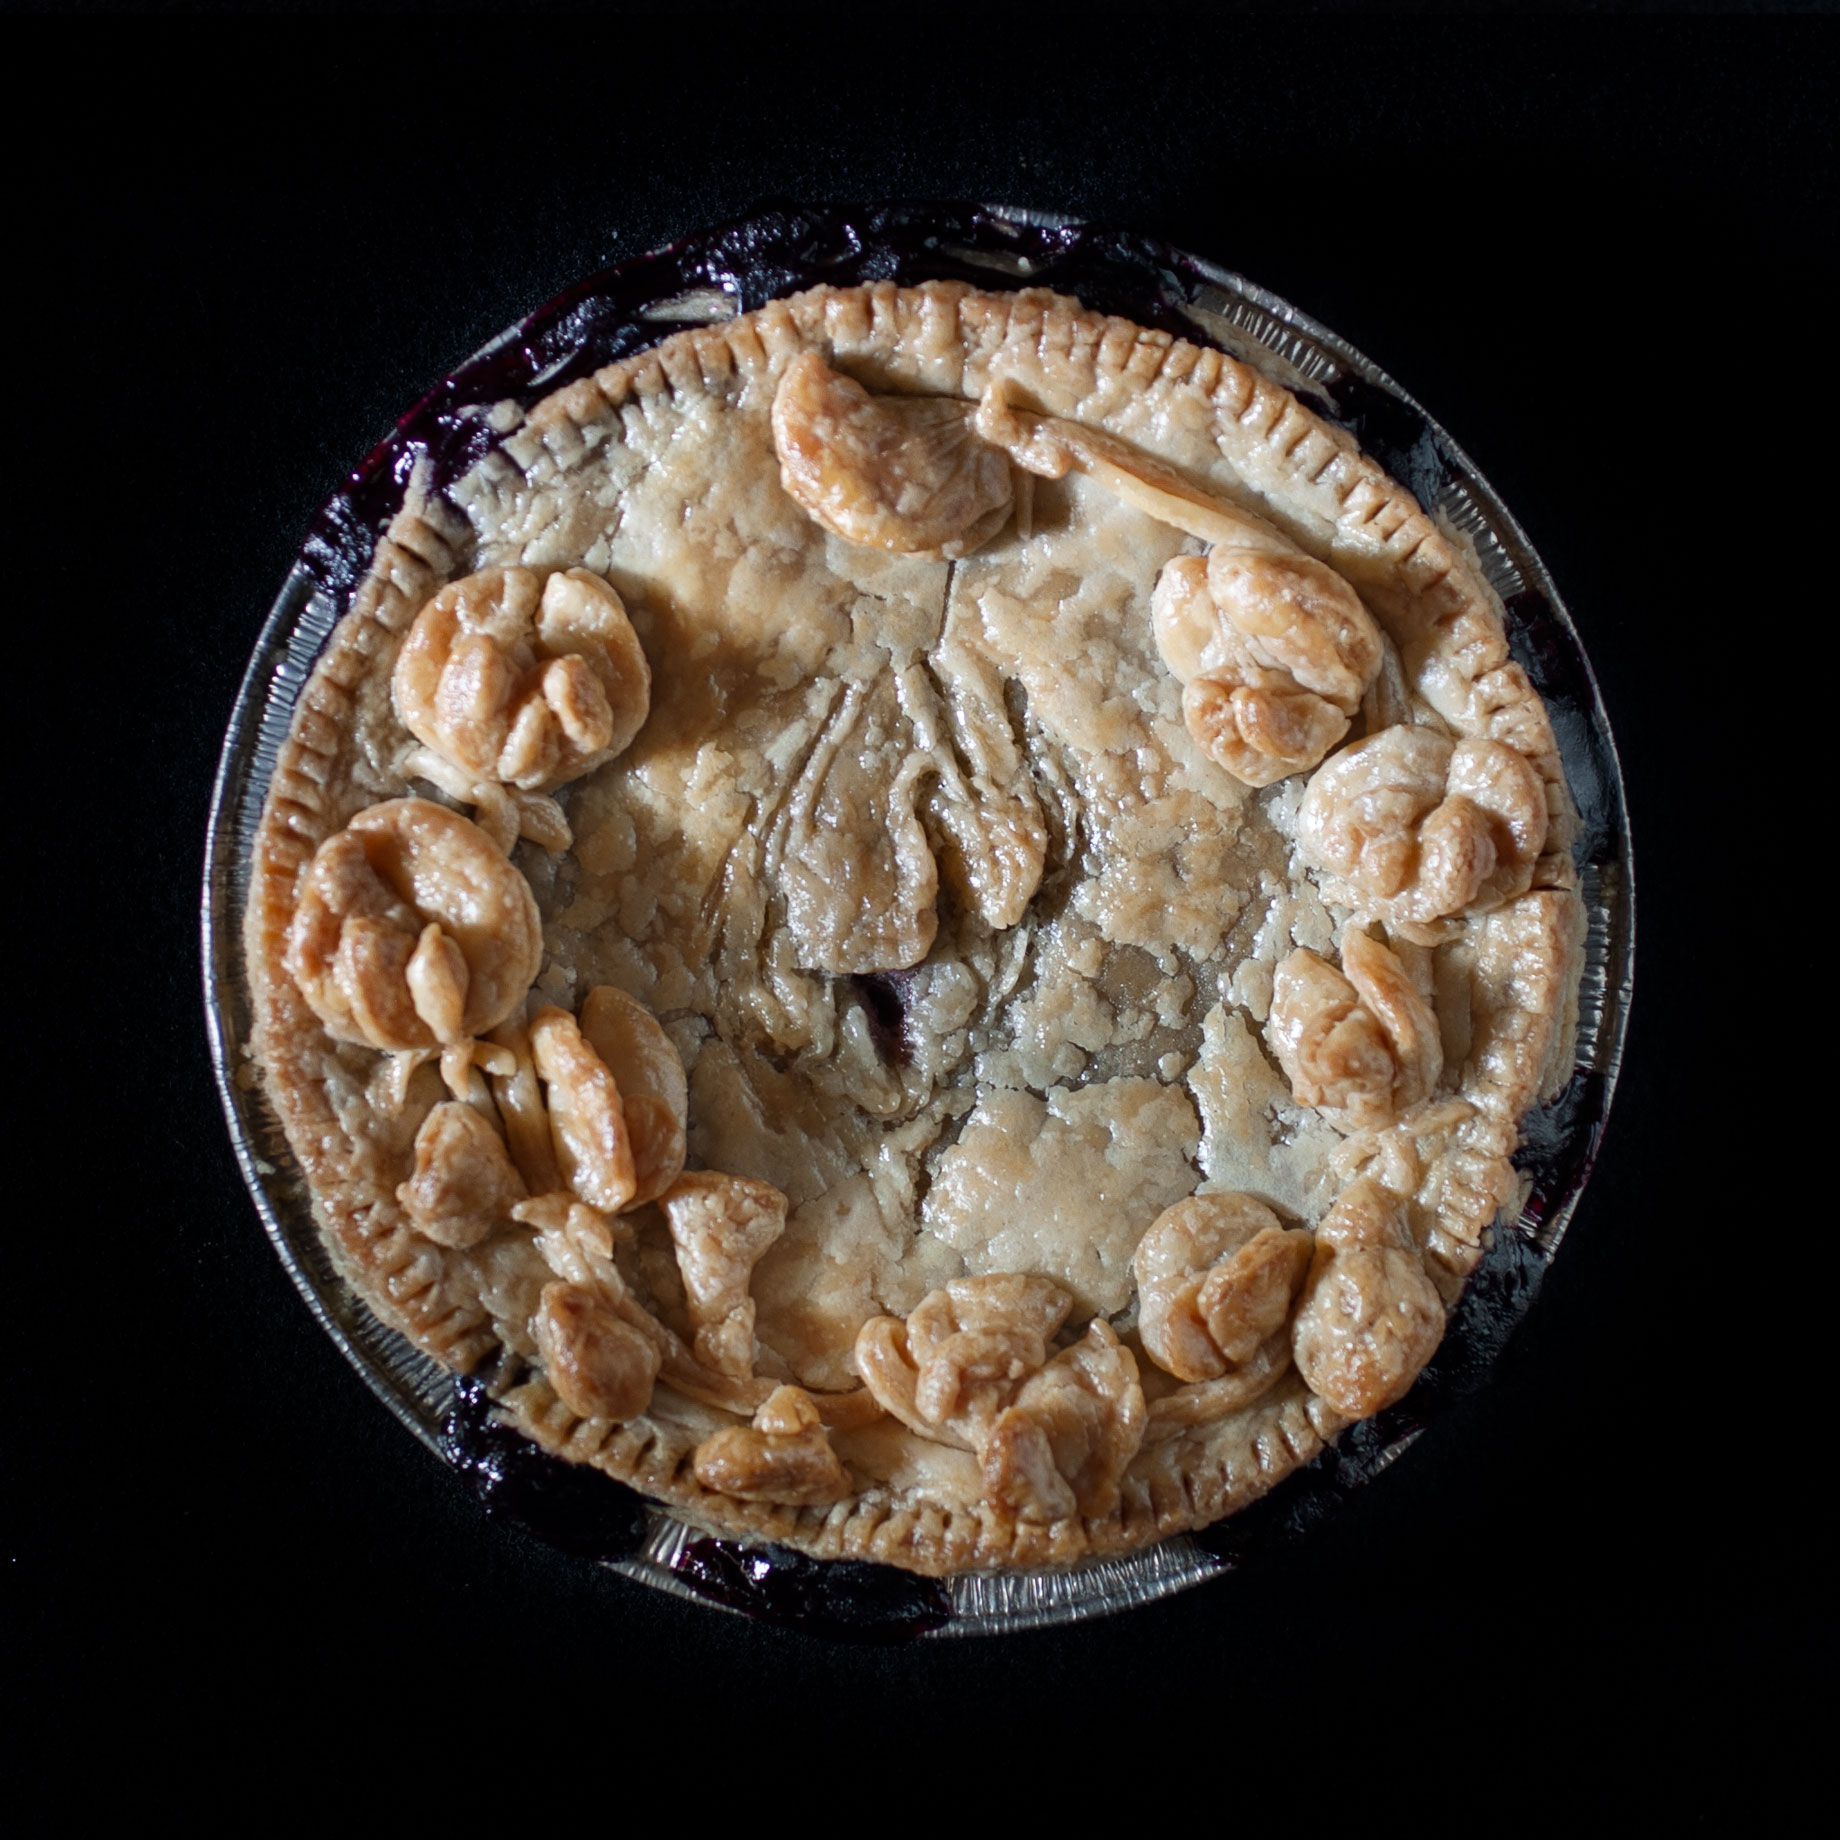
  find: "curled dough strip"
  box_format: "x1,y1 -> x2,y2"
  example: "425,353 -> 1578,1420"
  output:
975,382 -> 1286,553
982,1322 -> 1146,1524
1143,1334 -> 1293,1443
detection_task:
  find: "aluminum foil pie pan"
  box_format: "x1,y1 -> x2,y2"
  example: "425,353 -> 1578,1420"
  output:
202,202 -> 1634,1640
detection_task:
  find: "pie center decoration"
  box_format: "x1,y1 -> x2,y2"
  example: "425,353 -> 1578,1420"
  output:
245,279 -> 1585,1576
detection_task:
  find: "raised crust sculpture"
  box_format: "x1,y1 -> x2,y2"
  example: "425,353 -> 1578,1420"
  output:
245,280 -> 1585,1576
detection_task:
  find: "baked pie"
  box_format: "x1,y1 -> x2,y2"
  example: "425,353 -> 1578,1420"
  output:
246,278 -> 1585,1575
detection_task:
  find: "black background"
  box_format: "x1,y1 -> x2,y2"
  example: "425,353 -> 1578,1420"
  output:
9,11 -> 1829,1811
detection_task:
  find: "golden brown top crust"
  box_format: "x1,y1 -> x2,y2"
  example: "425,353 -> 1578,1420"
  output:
245,279 -> 1584,1576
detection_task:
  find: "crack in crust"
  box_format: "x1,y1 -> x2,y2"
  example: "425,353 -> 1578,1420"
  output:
245,282 -> 1586,1574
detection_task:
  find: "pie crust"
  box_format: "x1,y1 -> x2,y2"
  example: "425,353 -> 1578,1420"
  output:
246,279 -> 1585,1576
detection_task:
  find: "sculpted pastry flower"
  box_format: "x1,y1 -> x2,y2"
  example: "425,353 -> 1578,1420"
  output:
856,1275 -> 1146,1522
1151,550 -> 1382,786
856,1274 -> 1073,1450
1298,726 -> 1547,938
1327,1096 -> 1479,1234
692,1384 -> 851,1506
1292,1177 -> 1444,1418
393,566 -> 650,851
394,984 -> 688,1254
1266,927 -> 1443,1132
1132,1193 -> 1314,1385
520,1175 -> 879,1443
283,798 -> 543,1053
418,985 -> 837,1431
522,1197 -> 665,1424
981,1322 -> 1145,1523
771,351 -> 1013,558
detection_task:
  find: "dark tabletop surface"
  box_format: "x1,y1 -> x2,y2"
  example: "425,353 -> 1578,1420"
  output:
10,12 -> 1829,1812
